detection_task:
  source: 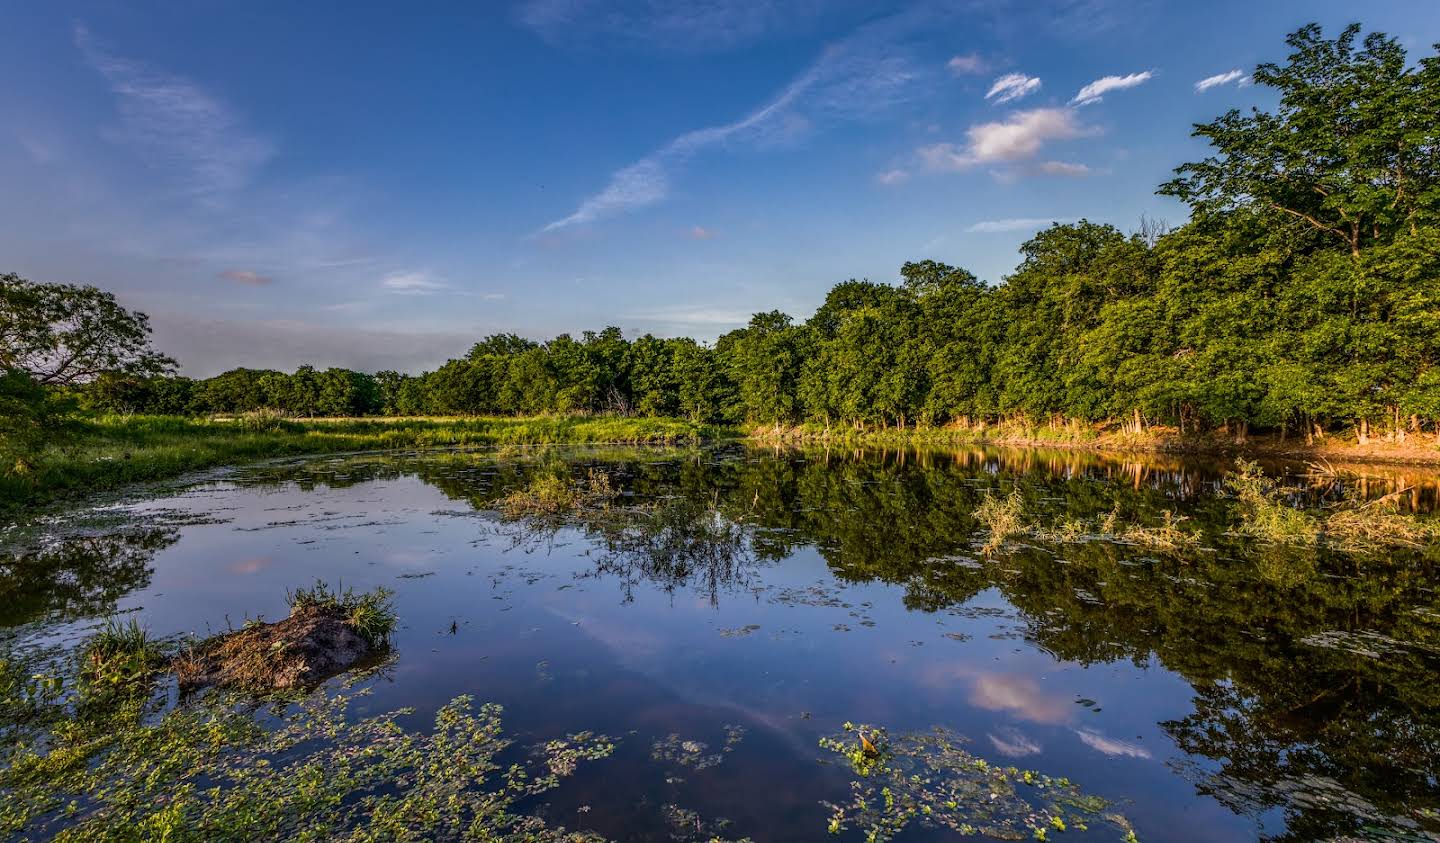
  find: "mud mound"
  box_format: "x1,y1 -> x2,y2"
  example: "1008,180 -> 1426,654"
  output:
175,606 -> 376,691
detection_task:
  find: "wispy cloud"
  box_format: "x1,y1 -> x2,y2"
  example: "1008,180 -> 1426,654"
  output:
381,271 -> 449,294
1070,70 -> 1153,106
218,269 -> 273,286
1036,160 -> 1091,177
875,168 -> 910,186
541,9 -> 933,232
946,53 -> 986,75
75,25 -> 274,198
1075,728 -> 1152,759
688,225 -> 716,239
919,108 -> 1094,173
966,217 -> 1069,233
1194,68 -> 1248,92
985,72 -> 1041,104
625,304 -> 753,331
988,728 -> 1042,758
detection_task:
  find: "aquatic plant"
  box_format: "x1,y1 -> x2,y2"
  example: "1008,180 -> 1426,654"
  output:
973,489 -> 1030,554
1224,459 -> 1440,551
285,581 -> 397,646
500,469 -> 618,518
0,683 -> 616,841
80,617 -> 166,690
818,722 -> 1136,842
1224,460 -> 1321,546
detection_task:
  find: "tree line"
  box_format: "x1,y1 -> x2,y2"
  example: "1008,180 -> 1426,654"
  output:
8,23 -> 1440,446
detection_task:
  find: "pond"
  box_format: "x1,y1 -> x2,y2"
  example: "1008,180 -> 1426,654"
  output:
3,443 -> 1440,841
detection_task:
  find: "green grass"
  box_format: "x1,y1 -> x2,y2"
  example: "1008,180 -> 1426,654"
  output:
80,618 -> 166,690
285,581 -> 398,647
1,414 -> 737,511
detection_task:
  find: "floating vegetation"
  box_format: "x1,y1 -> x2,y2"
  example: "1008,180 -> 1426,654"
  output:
661,803 -> 753,843
818,722 -> 1136,842
718,624 -> 761,638
0,682 -> 616,841
1226,459 -> 1440,551
976,491 -> 1202,555
500,469 -> 618,519
651,725 -> 745,774
974,489 -> 1030,555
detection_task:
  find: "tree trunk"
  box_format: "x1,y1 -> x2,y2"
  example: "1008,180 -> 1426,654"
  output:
1235,419 -> 1248,444
1132,407 -> 1144,435
1356,418 -> 1370,445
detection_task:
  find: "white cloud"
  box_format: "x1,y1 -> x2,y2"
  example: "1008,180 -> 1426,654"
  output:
1070,70 -> 1153,106
1194,69 -> 1246,92
947,53 -> 986,75
381,271 -> 448,294
919,108 -> 1093,171
966,217 -> 1068,233
75,25 -> 274,197
541,10 -> 929,232
875,168 -> 910,186
1075,728 -> 1152,759
986,72 -> 1041,104
688,225 -> 716,239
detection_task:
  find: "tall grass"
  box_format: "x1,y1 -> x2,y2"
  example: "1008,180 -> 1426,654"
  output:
1,414 -> 736,511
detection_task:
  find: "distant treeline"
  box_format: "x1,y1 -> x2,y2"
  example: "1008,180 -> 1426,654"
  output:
79,25 -> 1440,443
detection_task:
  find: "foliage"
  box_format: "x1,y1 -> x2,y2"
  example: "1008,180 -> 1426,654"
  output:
0,368 -> 76,477
0,273 -> 174,387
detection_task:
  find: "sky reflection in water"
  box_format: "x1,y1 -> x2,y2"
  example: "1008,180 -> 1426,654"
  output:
6,444 -> 1440,842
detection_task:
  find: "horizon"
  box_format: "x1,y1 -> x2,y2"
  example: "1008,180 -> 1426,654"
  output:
4,1 -> 1439,377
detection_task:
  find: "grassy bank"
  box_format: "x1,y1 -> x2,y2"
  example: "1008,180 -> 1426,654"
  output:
747,421 -> 1440,464
2,414 -> 737,512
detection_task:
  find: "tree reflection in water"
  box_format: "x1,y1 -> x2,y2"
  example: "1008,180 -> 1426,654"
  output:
8,443 -> 1438,839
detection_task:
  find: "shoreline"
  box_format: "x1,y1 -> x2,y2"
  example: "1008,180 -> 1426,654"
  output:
743,425 -> 1440,467
10,415 -> 1440,514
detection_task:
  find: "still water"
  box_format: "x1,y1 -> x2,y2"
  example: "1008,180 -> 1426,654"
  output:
4,444 -> 1439,841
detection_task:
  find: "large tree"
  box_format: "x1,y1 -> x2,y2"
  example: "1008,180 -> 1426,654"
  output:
1161,24 -> 1440,256
0,273 -> 174,386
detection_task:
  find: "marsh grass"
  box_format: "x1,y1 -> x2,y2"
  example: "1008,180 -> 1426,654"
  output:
80,618 -> 166,690
978,490 -> 1203,555
973,489 -> 1030,554
500,469 -> 618,519
1,414 -> 734,511
1224,460 -> 1321,546
1224,459 -> 1440,551
285,581 -> 398,647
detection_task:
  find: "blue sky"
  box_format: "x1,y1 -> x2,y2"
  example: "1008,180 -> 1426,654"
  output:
3,1 -> 1438,376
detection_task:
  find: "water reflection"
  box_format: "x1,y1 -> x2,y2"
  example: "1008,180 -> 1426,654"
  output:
3,443 -> 1438,840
